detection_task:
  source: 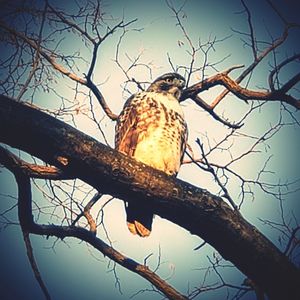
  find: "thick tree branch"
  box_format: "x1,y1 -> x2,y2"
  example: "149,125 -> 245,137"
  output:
0,95 -> 299,300
3,148 -> 187,300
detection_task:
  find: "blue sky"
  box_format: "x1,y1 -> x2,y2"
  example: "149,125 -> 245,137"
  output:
0,0 -> 299,299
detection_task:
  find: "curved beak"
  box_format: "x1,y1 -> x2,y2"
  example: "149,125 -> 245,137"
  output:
174,78 -> 186,89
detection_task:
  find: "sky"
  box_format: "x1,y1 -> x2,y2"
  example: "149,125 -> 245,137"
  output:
0,0 -> 300,299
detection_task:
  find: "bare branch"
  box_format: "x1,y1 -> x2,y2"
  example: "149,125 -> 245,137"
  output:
0,145 -> 70,180
240,0 -> 257,60
11,168 -> 188,300
210,24 -> 295,108
1,2 -> 300,299
14,170 -> 51,300
85,77 -> 118,120
279,72 -> 300,95
269,53 -> 300,91
284,226 -> 300,257
86,43 -> 99,80
71,191 -> 102,230
101,18 -> 138,42
1,95 -> 300,300
189,95 -> 243,129
47,4 -> 96,44
265,0 -> 298,26
0,19 -> 118,120
182,68 -> 300,109
22,231 -> 52,300
0,20 -> 86,84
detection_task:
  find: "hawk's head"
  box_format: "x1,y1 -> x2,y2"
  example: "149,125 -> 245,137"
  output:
147,73 -> 186,99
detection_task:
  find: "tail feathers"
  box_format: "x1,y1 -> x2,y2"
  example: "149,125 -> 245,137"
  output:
125,203 -> 153,237
127,220 -> 151,237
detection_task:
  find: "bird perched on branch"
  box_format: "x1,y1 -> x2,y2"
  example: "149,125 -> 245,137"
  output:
115,73 -> 188,237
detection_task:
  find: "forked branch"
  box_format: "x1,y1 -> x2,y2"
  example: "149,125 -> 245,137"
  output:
181,67 -> 300,109
1,95 -> 300,300
0,19 -> 118,120
1,147 -> 188,300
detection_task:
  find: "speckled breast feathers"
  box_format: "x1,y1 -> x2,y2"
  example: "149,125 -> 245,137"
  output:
115,73 -> 187,175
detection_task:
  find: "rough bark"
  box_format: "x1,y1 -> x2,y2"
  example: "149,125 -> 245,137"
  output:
0,94 -> 299,300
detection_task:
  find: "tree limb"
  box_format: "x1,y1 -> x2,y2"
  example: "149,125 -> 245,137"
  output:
210,24 -> 294,108
3,146 -> 188,300
0,146 -> 71,180
0,20 -> 118,120
0,94 -> 299,300
181,69 -> 300,109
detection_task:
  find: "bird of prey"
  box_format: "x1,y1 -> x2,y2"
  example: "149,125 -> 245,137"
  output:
115,73 -> 188,237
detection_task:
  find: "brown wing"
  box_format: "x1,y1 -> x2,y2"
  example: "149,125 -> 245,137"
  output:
180,121 -> 188,165
174,111 -> 188,166
115,94 -> 145,157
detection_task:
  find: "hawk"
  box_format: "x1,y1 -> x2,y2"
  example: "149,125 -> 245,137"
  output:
115,73 -> 188,237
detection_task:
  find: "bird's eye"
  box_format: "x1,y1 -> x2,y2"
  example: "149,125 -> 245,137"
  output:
166,78 -> 172,83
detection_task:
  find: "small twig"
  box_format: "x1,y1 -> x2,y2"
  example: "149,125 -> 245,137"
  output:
71,192 -> 102,228
269,53 -> 300,91
194,241 -> 206,251
241,0 -> 257,60
190,95 -> 243,129
196,138 -> 239,211
284,226 -> 300,256
143,253 -> 153,266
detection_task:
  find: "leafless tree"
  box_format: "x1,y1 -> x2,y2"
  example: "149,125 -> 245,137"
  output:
0,1 -> 299,300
